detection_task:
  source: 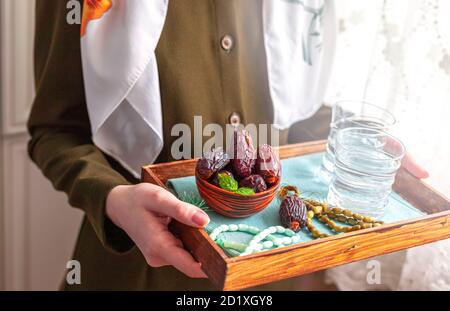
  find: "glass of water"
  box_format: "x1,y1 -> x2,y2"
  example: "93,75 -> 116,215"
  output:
327,127 -> 406,218
318,100 -> 396,184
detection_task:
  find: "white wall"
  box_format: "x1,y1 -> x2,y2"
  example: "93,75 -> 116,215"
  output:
1,0 -> 83,290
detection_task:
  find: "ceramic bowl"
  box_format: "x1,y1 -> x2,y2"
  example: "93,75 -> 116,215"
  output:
195,171 -> 280,218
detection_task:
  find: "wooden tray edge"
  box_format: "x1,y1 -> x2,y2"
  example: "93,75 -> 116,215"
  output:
223,210 -> 450,290
393,168 -> 450,214
170,221 -> 228,288
141,140 -> 450,290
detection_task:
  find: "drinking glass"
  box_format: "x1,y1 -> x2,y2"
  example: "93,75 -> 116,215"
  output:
318,100 -> 396,184
327,127 -> 406,218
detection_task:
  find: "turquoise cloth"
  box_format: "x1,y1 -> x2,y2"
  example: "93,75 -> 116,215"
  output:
167,153 -> 425,255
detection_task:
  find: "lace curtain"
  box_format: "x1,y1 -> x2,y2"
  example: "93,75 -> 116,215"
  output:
323,0 -> 450,290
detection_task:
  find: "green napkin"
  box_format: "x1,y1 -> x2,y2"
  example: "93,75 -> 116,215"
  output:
167,153 -> 425,255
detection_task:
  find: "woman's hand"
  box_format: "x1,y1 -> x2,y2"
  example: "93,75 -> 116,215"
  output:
401,152 -> 429,179
105,183 -> 210,278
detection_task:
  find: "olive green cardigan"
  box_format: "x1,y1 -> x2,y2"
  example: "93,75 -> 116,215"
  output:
28,0 -> 330,290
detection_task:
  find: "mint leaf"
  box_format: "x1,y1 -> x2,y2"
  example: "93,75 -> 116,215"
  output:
235,187 -> 255,196
218,173 -> 238,192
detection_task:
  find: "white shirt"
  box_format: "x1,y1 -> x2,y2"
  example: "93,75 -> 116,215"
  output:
81,0 -> 336,178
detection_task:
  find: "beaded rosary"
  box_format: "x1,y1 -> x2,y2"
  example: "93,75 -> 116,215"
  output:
179,186 -> 383,257
279,185 -> 384,239
209,224 -> 300,257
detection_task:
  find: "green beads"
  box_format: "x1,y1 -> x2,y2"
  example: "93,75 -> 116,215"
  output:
239,225 -> 301,256
208,198 -> 384,257
208,224 -> 302,257
209,224 -> 260,241
216,239 -> 247,252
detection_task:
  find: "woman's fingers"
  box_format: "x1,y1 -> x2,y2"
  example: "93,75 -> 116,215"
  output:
149,189 -> 210,228
137,212 -> 205,278
154,230 -> 206,278
401,152 -> 430,179
111,183 -> 208,279
174,237 -> 184,248
159,243 -> 208,279
146,255 -> 170,268
384,138 -> 429,180
154,214 -> 172,225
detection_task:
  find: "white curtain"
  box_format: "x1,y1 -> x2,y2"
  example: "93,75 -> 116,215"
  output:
323,0 -> 450,290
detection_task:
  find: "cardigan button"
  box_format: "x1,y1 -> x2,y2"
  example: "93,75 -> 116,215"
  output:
220,35 -> 234,52
229,112 -> 241,126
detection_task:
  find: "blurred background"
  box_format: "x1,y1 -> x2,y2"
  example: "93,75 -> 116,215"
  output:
1,0 -> 83,290
0,0 -> 449,290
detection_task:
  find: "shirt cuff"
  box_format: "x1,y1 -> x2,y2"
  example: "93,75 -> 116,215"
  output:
84,177 -> 135,254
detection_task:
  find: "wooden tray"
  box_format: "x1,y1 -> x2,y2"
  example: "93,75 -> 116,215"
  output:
142,140 -> 450,290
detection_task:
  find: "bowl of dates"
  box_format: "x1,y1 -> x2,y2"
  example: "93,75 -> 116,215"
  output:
195,129 -> 281,218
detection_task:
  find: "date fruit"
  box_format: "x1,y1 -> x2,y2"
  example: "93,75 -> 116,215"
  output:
196,148 -> 230,180
256,144 -> 281,185
233,129 -> 256,178
279,195 -> 307,232
196,158 -> 214,179
239,174 -> 267,193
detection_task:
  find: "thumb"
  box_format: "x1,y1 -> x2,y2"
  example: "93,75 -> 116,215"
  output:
402,152 -> 430,179
150,192 -> 210,228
